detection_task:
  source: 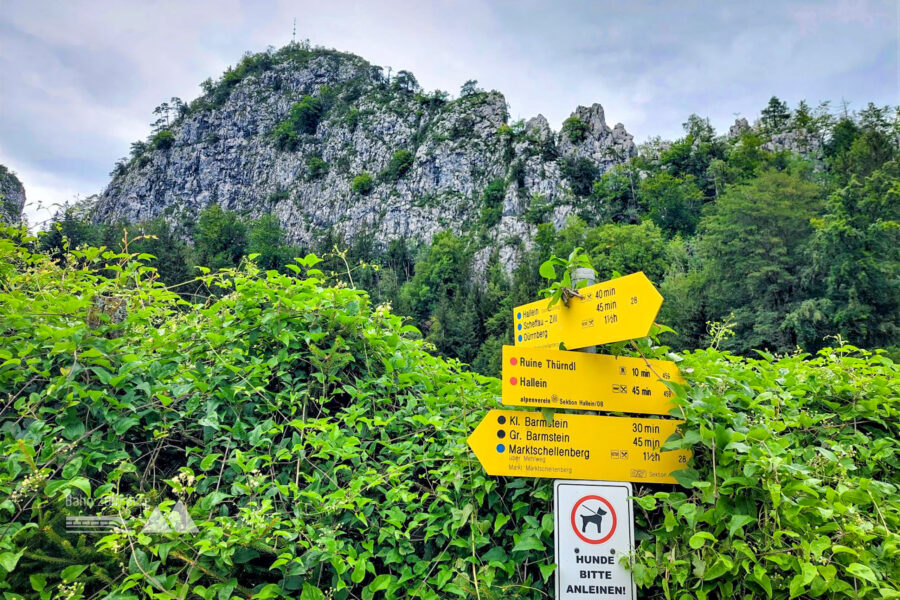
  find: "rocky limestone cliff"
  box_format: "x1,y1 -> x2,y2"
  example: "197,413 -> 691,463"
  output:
0,165 -> 26,225
727,117 -> 824,158
93,45 -> 634,255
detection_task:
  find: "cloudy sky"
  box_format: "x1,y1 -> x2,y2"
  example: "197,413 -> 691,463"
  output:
1,0 -> 897,226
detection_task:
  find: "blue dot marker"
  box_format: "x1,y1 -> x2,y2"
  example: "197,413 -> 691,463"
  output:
517,324 -> 522,331
496,444 -> 506,453
517,312 -> 522,319
518,335 -> 522,342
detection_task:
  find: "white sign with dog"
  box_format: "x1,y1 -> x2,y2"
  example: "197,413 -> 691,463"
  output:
554,480 -> 635,600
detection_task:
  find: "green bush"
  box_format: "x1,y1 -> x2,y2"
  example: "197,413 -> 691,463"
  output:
193,203 -> 247,270
632,345 -> 899,599
381,149 -> 415,182
344,107 -> 360,130
351,171 -> 374,195
247,213 -> 294,271
151,129 -> 175,150
639,172 -> 704,237
267,187 -> 290,203
478,178 -> 507,227
560,156 -> 600,196
306,155 -> 329,180
524,193 -> 552,225
271,96 -> 324,150
561,116 -> 589,143
198,50 -> 276,109
0,230 -> 897,600
0,231 -> 546,599
509,160 -> 526,188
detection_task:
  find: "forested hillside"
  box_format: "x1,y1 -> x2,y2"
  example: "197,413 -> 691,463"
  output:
89,43 -> 634,260
45,43 -> 900,371
1,227 -> 897,599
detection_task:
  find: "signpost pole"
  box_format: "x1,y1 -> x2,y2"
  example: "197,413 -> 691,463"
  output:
571,267 -> 596,354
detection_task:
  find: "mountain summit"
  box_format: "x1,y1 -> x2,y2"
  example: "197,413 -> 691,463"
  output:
93,43 -> 634,252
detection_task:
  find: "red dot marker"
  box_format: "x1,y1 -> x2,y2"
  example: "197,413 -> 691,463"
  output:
510,357 -> 517,365
510,377 -> 518,385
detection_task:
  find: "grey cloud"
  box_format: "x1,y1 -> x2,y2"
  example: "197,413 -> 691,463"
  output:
49,42 -> 141,105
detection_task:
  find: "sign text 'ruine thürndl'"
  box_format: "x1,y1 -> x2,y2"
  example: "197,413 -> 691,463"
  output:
501,345 -> 684,415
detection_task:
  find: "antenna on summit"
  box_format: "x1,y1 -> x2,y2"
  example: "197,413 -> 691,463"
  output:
292,18 -> 296,44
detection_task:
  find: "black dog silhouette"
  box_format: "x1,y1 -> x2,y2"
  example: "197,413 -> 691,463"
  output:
579,505 -> 607,534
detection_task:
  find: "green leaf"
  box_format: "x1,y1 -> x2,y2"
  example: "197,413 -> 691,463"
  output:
753,564 -> 773,598
29,573 -> 46,592
493,513 -> 510,533
61,564 -> 88,581
0,551 -> 23,573
800,561 -> 817,585
768,482 -> 782,510
61,456 -> 83,479
847,563 -> 878,584
688,532 -> 716,549
113,417 -> 139,435
704,555 -> 733,580
351,559 -> 368,583
512,535 -> 545,552
789,573 -> 806,598
664,510 -> 676,532
369,574 -> 392,592
254,584 -> 282,600
217,579 -> 237,600
200,453 -> 222,471
300,583 -> 325,600
539,261 -> 557,280
818,564 -> 837,583
633,495 -> 657,510
69,477 -> 91,497
540,408 -> 556,424
671,468 -> 700,488
482,547 -> 508,563
831,545 -> 859,556
727,514 -> 755,538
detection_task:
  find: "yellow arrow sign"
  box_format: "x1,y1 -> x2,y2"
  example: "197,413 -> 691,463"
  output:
513,272 -> 662,350
501,345 -> 684,415
467,409 -> 689,484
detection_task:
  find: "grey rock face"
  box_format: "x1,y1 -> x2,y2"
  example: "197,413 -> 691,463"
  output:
558,103 -> 636,166
728,118 -> 750,138
763,129 -> 823,157
0,165 -> 26,225
729,116 -> 823,158
92,50 -> 635,256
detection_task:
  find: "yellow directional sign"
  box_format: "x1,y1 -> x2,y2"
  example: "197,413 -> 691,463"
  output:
467,409 -> 690,484
513,272 -> 663,350
501,346 -> 684,415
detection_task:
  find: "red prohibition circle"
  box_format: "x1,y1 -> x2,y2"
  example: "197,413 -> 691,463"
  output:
570,495 -> 617,545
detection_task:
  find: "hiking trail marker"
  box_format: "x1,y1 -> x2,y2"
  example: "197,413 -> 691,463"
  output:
474,270 -> 689,598
513,271 -> 662,350
555,480 -> 634,600
501,345 -> 683,415
466,409 -> 689,484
